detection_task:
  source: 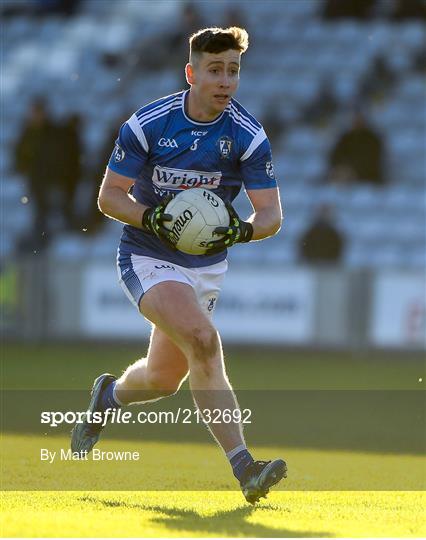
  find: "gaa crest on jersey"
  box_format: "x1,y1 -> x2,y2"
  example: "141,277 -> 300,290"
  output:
217,136 -> 233,159
265,161 -> 275,179
113,144 -> 125,162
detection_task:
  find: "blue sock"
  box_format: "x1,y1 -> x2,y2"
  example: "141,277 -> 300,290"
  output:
228,447 -> 254,482
98,381 -> 121,413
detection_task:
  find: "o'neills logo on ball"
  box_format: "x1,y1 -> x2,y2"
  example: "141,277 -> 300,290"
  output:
170,209 -> 193,242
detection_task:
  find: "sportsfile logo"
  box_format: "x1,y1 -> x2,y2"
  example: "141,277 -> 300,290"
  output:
152,165 -> 222,190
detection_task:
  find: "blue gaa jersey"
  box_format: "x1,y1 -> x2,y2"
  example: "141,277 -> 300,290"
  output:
108,89 -> 277,268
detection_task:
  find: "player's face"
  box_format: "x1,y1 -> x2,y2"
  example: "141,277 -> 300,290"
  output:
187,50 -> 241,119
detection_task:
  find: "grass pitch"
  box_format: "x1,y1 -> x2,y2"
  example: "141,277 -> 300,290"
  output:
2,489 -> 425,537
1,343 -> 425,537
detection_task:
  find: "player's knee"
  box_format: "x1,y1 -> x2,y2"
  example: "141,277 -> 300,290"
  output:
187,326 -> 219,364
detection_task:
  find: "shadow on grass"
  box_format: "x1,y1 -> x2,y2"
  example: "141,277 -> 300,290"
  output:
79,495 -> 332,538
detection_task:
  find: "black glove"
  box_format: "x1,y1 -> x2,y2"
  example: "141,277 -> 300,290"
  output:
205,202 -> 253,255
141,195 -> 176,250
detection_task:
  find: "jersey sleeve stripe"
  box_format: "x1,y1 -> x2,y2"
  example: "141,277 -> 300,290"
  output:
127,114 -> 149,152
228,111 -> 257,136
140,105 -> 181,128
230,102 -> 261,132
136,94 -> 179,120
137,95 -> 182,125
240,127 -> 267,161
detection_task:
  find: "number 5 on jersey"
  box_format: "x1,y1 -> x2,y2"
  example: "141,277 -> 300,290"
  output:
190,138 -> 199,151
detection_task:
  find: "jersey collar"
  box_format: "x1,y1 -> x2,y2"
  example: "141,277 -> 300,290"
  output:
182,89 -> 230,126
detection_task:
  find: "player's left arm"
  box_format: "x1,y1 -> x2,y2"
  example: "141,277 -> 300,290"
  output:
205,188 -> 282,254
239,133 -> 282,240
206,133 -> 282,253
245,187 -> 282,240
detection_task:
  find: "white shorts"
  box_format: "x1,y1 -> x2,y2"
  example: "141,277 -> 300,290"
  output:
117,252 -> 228,316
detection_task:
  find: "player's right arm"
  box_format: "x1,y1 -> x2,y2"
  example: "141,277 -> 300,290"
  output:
97,116 -> 152,228
97,118 -> 175,247
98,168 -> 148,228
98,168 -> 174,248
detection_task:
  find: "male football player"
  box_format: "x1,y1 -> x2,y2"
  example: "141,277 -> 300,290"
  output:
71,26 -> 286,504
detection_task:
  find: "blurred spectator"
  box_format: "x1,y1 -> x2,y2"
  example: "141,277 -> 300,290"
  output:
168,2 -> 204,86
14,98 -> 59,247
303,84 -> 338,126
2,0 -> 80,17
223,5 -> 247,28
390,0 -> 426,20
328,112 -> 384,185
152,2 -> 203,70
413,48 -> 426,73
299,204 -> 344,264
261,108 -> 286,146
33,0 -> 81,17
121,2 -> 203,87
57,113 -> 82,230
178,2 -> 204,40
323,0 -> 376,19
360,56 -> 395,101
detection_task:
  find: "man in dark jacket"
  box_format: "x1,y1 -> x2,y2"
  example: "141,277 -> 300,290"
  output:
15,98 -> 59,243
329,112 -> 384,185
299,204 -> 344,264
57,113 -> 82,230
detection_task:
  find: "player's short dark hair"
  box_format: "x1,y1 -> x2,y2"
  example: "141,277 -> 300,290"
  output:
189,26 -> 249,63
